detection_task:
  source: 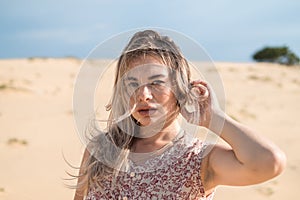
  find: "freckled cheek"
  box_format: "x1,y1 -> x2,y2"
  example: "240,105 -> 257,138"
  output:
159,93 -> 177,105
129,96 -> 136,109
128,91 -> 144,109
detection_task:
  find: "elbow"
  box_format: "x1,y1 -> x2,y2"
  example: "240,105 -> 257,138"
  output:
246,149 -> 286,185
271,149 -> 287,176
260,148 -> 287,179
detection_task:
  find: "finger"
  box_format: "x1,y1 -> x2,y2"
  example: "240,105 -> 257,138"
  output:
191,80 -> 208,86
198,84 -> 209,96
190,82 -> 209,99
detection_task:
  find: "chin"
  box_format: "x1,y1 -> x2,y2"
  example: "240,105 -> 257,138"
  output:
137,119 -> 152,126
132,113 -> 167,128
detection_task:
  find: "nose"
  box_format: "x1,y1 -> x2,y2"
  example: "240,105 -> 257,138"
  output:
136,85 -> 153,102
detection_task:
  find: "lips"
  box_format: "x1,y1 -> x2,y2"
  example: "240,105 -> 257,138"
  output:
137,107 -> 158,116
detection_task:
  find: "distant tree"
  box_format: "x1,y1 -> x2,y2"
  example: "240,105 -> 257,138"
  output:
252,46 -> 300,66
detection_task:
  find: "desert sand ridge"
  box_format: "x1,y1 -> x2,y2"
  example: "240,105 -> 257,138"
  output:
0,58 -> 299,199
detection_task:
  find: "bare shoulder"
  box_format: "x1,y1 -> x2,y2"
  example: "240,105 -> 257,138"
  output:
73,148 -> 91,200
83,148 -> 91,161
201,142 -> 252,189
200,143 -> 228,191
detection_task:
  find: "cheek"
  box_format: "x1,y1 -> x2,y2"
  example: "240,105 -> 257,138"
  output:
129,96 -> 136,108
159,92 -> 178,107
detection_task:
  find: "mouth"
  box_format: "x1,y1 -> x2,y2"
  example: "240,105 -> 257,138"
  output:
137,107 -> 158,116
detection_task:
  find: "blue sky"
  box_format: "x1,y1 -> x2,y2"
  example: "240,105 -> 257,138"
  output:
1,0 -> 299,62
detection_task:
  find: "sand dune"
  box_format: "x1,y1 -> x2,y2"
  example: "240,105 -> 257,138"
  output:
0,58 -> 299,199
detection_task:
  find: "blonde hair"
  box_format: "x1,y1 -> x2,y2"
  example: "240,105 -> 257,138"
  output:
76,30 -> 196,194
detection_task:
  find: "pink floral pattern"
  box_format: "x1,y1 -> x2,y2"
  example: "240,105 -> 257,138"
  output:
86,134 -> 214,200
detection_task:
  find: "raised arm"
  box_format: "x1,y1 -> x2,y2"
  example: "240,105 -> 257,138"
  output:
204,113 -> 286,189
183,81 -> 286,191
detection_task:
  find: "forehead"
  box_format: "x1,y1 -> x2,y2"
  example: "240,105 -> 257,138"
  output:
125,64 -> 170,81
127,54 -> 165,67
124,55 -> 170,79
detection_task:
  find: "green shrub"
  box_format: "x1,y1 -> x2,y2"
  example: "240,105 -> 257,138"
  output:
253,46 -> 300,66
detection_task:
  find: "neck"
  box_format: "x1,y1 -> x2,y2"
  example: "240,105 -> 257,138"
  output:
132,119 -> 181,153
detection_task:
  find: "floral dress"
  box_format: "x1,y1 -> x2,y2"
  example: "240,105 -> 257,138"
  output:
85,132 -> 215,200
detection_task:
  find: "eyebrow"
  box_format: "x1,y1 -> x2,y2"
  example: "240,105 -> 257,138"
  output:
125,77 -> 138,81
125,74 -> 166,81
148,74 -> 166,80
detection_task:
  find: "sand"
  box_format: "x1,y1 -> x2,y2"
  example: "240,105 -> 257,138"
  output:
0,58 -> 299,199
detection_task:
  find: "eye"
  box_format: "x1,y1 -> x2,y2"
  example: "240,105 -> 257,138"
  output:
127,82 -> 139,88
125,82 -> 139,96
151,80 -> 165,86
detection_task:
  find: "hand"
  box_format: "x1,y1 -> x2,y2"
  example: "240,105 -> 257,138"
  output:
180,80 -> 223,128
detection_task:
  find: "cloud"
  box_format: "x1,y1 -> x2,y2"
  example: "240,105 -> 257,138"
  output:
1,0 -> 300,60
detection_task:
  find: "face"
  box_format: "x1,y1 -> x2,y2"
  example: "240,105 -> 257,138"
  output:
122,56 -> 178,126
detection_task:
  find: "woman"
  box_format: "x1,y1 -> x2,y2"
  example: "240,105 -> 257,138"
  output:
73,30 -> 286,199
